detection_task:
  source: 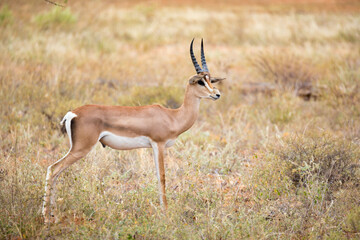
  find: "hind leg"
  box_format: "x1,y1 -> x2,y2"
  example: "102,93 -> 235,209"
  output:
42,145 -> 95,223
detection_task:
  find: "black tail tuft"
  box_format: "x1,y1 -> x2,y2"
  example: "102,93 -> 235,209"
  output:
60,120 -> 67,135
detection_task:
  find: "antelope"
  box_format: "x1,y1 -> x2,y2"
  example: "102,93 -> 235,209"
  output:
42,39 -> 225,223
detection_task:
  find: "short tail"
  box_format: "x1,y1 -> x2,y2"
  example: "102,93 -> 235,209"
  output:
60,112 -> 77,148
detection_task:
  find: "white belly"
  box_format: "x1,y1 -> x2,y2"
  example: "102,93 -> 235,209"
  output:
165,139 -> 176,148
99,131 -> 151,150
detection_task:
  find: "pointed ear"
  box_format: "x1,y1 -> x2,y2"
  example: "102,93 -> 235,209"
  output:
210,77 -> 226,83
189,75 -> 203,85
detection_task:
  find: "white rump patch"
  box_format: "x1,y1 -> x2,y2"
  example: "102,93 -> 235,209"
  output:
60,112 -> 77,126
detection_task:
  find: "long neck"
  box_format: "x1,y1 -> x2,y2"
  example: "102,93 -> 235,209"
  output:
174,85 -> 201,135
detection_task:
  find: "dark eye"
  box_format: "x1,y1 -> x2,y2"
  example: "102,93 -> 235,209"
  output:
197,80 -> 205,86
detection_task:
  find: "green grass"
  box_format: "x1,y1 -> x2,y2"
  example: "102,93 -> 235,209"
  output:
33,7 -> 76,29
0,5 -> 13,26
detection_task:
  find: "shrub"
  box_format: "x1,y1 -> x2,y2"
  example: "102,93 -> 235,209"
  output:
252,135 -> 360,238
249,52 -> 318,99
33,7 -> 76,29
277,135 -> 360,195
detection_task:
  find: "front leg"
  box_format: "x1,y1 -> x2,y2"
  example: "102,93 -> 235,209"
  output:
150,141 -> 168,210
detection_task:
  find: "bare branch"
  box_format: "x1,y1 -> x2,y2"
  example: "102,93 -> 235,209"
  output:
44,0 -> 65,8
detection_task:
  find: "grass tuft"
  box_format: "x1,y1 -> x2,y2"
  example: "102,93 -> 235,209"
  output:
0,5 -> 13,26
33,7 -> 76,29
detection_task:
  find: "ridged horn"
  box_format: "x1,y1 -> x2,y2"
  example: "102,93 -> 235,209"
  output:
201,38 -> 209,73
190,38 -> 203,74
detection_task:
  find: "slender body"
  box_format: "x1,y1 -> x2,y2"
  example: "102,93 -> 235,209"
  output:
42,39 -> 225,223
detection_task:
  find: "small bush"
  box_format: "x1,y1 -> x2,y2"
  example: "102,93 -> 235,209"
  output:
0,5 -> 13,26
253,135 -> 360,237
277,135 -> 360,194
33,7 -> 76,29
249,52 -> 318,99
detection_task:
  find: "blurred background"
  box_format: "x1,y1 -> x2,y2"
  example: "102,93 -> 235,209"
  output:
1,0 -> 360,239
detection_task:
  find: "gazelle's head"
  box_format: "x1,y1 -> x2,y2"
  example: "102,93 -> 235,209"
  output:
188,39 -> 225,100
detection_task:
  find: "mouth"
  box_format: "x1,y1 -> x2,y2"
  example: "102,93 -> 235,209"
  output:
210,95 -> 220,100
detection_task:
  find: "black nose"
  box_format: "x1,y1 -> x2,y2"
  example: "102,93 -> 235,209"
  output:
216,94 -> 221,98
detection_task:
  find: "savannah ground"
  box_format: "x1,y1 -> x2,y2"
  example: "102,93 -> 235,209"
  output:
1,0 -> 360,239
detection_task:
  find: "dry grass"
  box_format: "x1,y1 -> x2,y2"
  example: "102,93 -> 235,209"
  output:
1,0 -> 360,239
